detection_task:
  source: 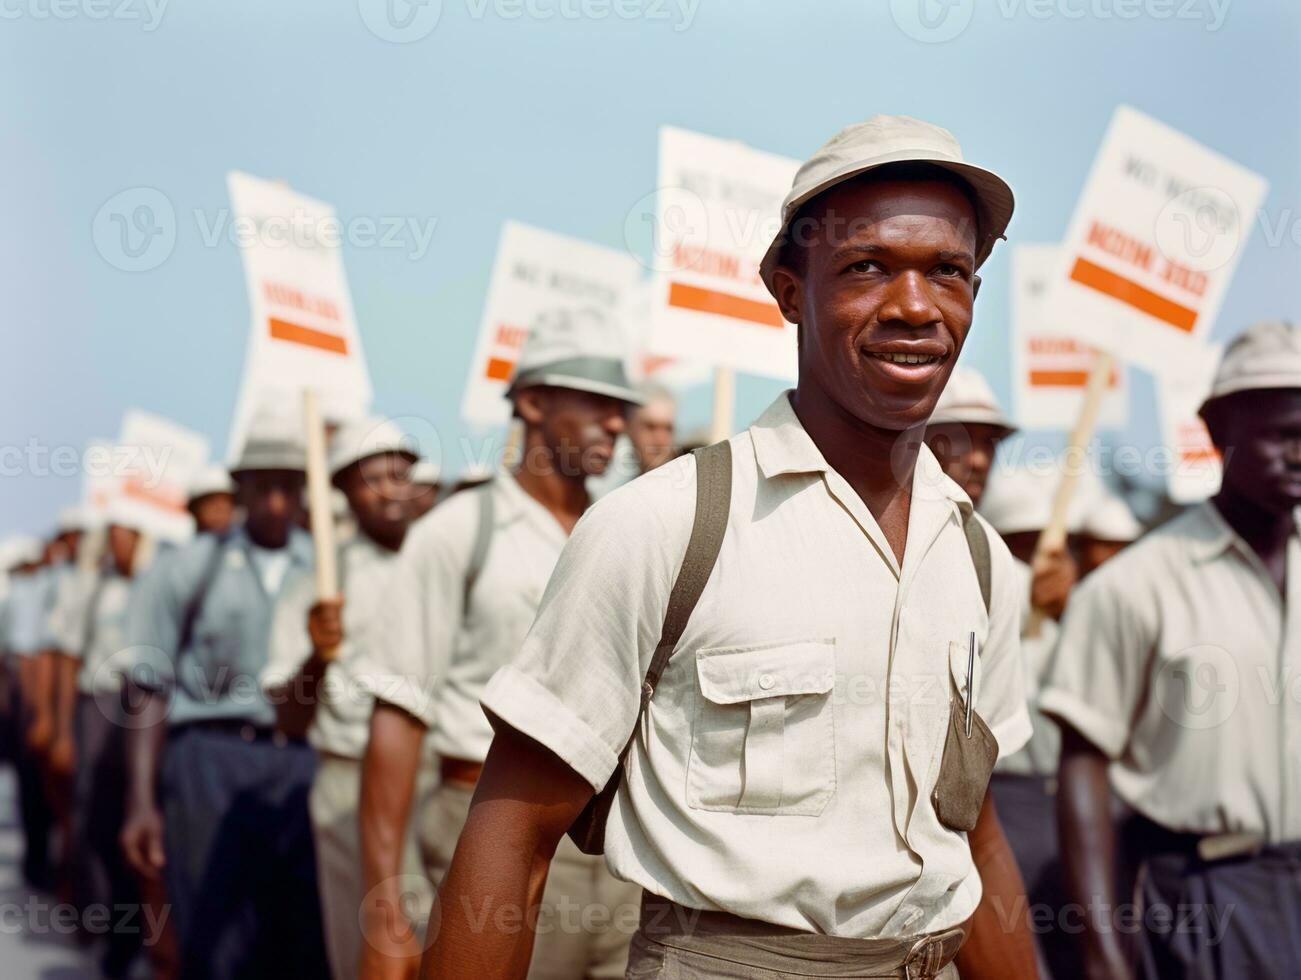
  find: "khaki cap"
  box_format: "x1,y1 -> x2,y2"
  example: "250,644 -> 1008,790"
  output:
759,115 -> 1015,295
1201,320 -> 1301,411
328,416 -> 417,485
507,306 -> 643,406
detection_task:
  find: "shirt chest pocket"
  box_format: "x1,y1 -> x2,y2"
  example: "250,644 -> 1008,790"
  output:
687,639 -> 837,816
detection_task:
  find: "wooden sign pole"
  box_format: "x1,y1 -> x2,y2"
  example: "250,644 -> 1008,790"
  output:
303,388 -> 340,659
709,366 -> 735,445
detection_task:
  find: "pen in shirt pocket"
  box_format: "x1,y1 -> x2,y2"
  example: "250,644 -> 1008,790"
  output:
964,631 -> 976,738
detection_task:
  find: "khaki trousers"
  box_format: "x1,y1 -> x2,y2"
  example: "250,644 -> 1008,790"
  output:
625,894 -> 964,979
309,753 -> 437,980
419,779 -> 641,979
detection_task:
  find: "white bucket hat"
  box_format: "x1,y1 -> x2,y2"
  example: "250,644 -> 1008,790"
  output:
1,535 -> 45,569
187,465 -> 236,502
328,417 -> 418,485
979,463 -> 1088,536
410,460 -> 441,487
1080,491 -> 1143,543
506,306 -> 643,406
1200,320 -> 1301,412
230,409 -> 307,475
759,115 -> 1015,295
927,367 -> 1017,434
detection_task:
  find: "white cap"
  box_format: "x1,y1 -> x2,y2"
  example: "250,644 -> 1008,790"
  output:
979,463 -> 1087,536
1080,491 -> 1143,543
104,496 -> 153,534
928,367 -> 1017,433
230,409 -> 307,474
1202,319 -> 1301,409
187,465 -> 236,502
455,463 -> 493,486
410,460 -> 440,487
760,115 -> 1015,294
507,307 -> 642,405
1,535 -> 44,569
328,417 -> 417,484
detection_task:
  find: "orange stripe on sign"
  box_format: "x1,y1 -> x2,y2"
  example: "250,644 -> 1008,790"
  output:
124,477 -> 186,514
1069,258 -> 1198,333
668,282 -> 784,328
485,357 -> 515,382
268,318 -> 349,355
1028,368 -> 1120,388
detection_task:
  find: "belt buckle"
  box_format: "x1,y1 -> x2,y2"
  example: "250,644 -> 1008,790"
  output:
904,935 -> 944,980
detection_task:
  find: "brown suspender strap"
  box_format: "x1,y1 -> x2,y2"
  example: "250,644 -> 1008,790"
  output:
960,509 -> 992,617
566,440 -> 732,855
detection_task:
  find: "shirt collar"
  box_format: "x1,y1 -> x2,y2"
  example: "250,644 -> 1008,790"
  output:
1187,499 -> 1301,564
748,390 -> 973,514
227,524 -> 314,565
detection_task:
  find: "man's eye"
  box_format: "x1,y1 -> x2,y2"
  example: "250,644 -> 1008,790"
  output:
934,263 -> 963,278
847,260 -> 881,274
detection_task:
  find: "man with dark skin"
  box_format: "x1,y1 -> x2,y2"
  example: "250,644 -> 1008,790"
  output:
262,419 -> 422,980
357,310 -> 645,980
426,117 -> 1037,980
627,384 -> 678,473
186,466 -> 238,536
120,417 -> 327,980
1043,321 -> 1301,979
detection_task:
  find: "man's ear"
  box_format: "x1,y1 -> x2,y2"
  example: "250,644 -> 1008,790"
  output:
972,274 -> 982,300
771,265 -> 803,327
513,388 -> 546,426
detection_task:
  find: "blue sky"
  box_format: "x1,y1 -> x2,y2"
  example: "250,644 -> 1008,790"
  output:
3,0 -> 1299,533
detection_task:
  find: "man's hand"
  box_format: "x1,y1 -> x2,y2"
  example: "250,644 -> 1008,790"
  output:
121,801 -> 167,879
358,887 -> 423,980
308,598 -> 345,658
1031,545 -> 1077,620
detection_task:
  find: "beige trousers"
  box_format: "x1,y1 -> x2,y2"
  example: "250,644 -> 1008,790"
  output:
418,779 -> 641,979
309,753 -> 437,980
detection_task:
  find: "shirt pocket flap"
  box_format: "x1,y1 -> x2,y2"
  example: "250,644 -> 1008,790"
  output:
696,640 -> 836,705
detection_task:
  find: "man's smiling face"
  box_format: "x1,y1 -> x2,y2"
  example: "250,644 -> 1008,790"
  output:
772,173 -> 980,432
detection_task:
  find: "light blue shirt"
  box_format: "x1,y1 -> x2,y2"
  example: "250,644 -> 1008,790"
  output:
125,525 -> 313,727
4,567 -> 58,656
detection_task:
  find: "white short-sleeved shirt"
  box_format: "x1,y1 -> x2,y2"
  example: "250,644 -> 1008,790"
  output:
994,558 -> 1062,777
484,393 -> 1031,939
359,474 -> 568,763
1041,501 -> 1301,843
263,533 -> 402,759
49,568 -> 135,695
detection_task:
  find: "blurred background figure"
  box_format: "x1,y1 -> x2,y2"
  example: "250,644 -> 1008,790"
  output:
924,366 -> 1017,507
263,416 -> 429,980
626,383 -> 677,474
186,465 -> 237,537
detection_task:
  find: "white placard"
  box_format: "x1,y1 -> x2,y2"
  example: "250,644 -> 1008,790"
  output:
1156,343 -> 1223,504
226,172 -> 372,459
646,126 -> 799,381
622,279 -> 710,390
1045,106 -> 1268,374
114,410 -> 210,541
460,221 -> 643,429
1013,245 -> 1128,430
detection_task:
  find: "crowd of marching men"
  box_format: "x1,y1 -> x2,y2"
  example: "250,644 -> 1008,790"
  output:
3,113 -> 1300,980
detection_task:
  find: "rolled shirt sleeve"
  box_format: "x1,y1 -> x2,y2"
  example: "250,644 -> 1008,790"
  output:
483,463 -> 693,792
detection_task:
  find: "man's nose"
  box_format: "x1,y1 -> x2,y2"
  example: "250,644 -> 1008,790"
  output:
876,270 -> 943,328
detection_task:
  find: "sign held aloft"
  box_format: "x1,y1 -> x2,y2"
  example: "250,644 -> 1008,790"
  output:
645,126 -> 799,381
1044,106 -> 1268,374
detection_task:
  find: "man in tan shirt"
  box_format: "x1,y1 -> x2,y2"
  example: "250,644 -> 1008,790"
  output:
1044,320 -> 1301,979
425,116 -> 1037,980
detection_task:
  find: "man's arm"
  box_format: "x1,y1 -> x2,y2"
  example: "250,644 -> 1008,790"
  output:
120,684 -> 169,879
1057,724 -> 1134,980
24,649 -> 58,758
358,700 -> 427,980
420,721 -> 593,980
955,791 -> 1039,980
46,650 -> 81,796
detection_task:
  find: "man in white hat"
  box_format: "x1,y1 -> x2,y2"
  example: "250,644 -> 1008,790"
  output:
262,416 -> 432,980
1044,320 -> 1301,979
120,411 -> 328,980
46,498 -> 156,977
426,117 -> 1035,980
356,306 -> 645,980
186,465 -> 237,537
407,459 -> 441,520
